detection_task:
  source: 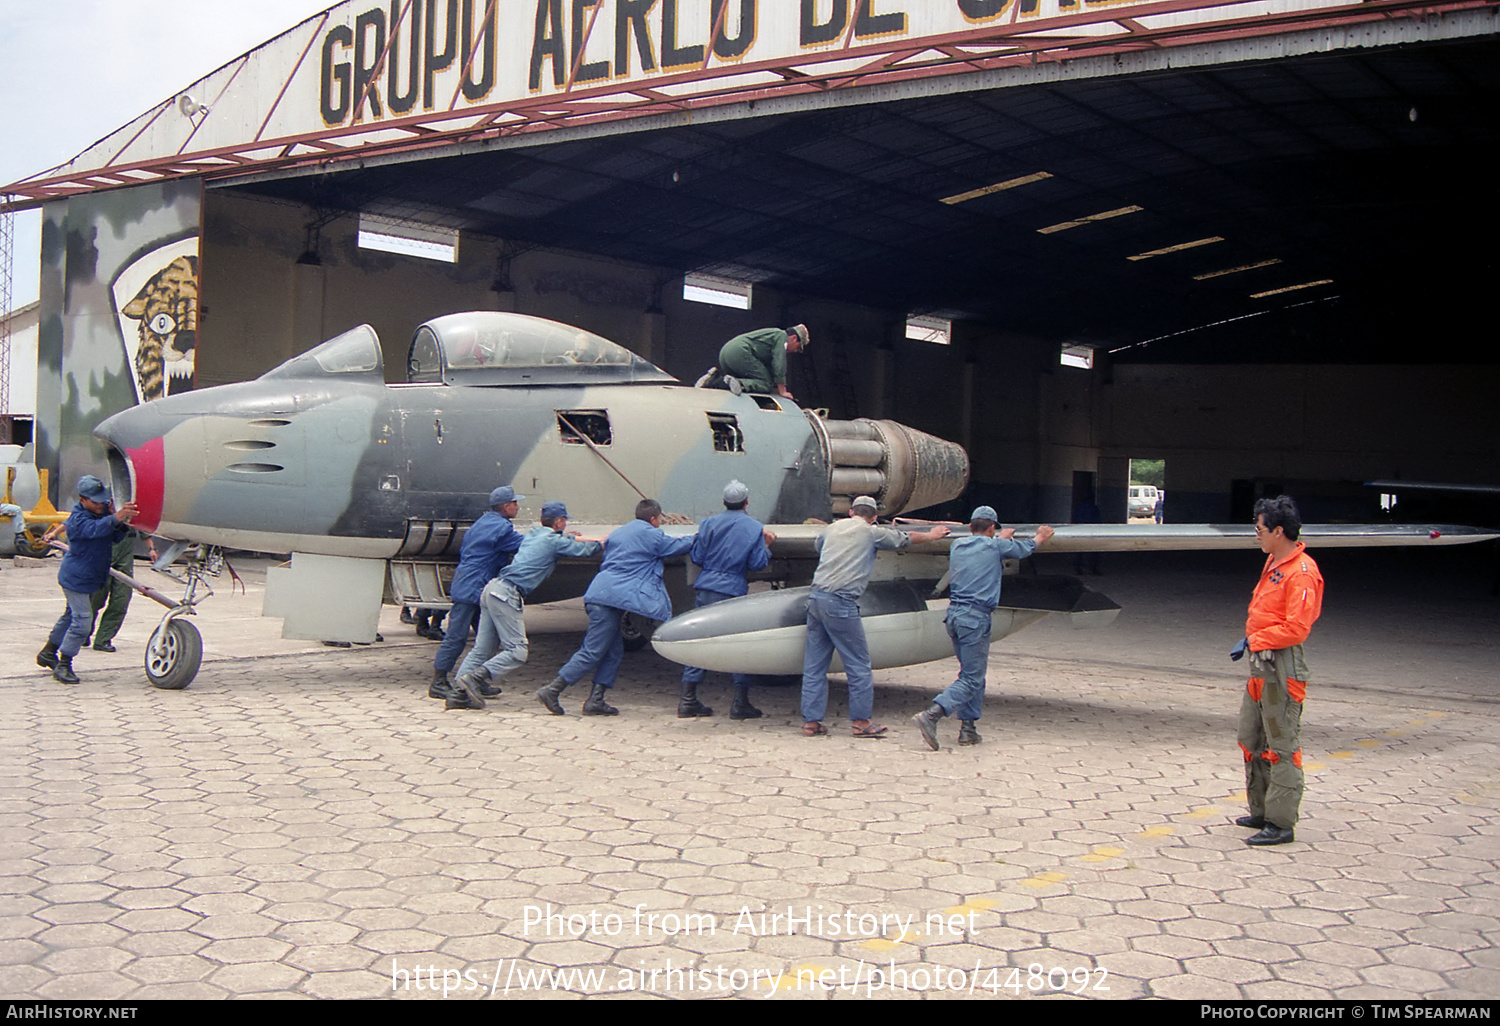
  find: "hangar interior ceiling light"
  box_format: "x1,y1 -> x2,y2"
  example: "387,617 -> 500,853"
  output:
1037,205 -> 1144,235
1193,259 -> 1283,280
1251,279 -> 1334,299
939,172 -> 1054,205
357,213 -> 458,263
906,315 -> 951,346
683,273 -> 753,310
1128,237 -> 1224,262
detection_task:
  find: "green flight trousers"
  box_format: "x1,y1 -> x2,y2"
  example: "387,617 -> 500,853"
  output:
1237,645 -> 1308,829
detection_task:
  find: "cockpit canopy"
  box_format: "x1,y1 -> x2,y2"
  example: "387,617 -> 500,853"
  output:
258,313 -> 677,387
407,312 -> 676,386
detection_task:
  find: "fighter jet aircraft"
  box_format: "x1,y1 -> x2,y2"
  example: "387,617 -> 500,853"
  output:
94,310 -> 1497,690
93,311 -> 970,686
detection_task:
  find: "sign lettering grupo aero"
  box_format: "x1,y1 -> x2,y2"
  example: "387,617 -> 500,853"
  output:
316,0 -> 1152,127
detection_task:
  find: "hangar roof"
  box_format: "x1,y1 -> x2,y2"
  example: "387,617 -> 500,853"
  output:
9,1 -> 1496,364
234,27 -> 1499,364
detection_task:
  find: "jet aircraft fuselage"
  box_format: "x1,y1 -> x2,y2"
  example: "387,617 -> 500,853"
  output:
94,312 -> 969,565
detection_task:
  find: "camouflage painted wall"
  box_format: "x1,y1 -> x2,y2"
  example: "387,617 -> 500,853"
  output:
35,182 -> 201,504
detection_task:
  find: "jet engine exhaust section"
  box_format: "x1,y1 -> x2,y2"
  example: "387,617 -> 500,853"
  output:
811,414 -> 969,516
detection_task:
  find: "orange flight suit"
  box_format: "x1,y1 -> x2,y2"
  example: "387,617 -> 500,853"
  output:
1237,541 -> 1324,829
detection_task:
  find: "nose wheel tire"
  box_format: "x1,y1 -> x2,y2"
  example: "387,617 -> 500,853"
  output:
145,620 -> 203,690
620,613 -> 656,652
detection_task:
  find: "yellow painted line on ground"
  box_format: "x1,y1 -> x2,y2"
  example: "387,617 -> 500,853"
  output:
1019,871 -> 1068,888
943,898 -> 998,916
1355,739 -> 1382,747
1182,806 -> 1222,819
1078,846 -> 1125,862
1382,730 -> 1405,737
1303,761 -> 1325,771
1329,751 -> 1353,759
1137,826 -> 1174,839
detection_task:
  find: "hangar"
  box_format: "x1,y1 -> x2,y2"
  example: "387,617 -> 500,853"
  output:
5,0 -> 1498,528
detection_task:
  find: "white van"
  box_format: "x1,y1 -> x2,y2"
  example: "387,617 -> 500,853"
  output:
1128,485 -> 1160,519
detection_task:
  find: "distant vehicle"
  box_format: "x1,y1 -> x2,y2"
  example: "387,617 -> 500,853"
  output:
1129,484 -> 1160,519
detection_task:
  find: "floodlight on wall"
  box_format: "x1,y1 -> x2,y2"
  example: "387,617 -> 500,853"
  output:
906,315 -> 951,345
683,273 -> 752,310
358,213 -> 458,264
1060,343 -> 1096,369
177,94 -> 209,119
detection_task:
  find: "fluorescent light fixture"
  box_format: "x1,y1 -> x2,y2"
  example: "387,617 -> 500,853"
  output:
683,273 -> 752,310
357,213 -> 458,263
940,171 -> 1053,205
1037,205 -> 1143,234
906,315 -> 951,345
1060,344 -> 1095,369
1127,236 -> 1223,261
1193,258 -> 1282,281
1251,279 -> 1334,299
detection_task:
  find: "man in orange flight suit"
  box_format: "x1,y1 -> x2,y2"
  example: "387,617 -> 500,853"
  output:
1231,495 -> 1324,847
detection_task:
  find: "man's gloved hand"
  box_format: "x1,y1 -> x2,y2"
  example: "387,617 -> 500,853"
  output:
1230,637 -> 1249,661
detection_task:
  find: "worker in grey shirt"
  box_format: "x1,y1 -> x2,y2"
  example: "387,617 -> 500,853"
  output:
800,496 -> 950,738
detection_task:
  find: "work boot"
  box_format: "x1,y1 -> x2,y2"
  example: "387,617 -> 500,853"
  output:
400,607 -> 416,625
582,684 -> 619,716
93,641 -> 117,653
53,656 -> 79,685
723,375 -> 743,396
36,642 -> 59,670
1235,815 -> 1267,829
535,676 -> 570,715
912,701 -> 946,751
729,684 -> 762,720
1245,824 -> 1295,846
958,720 -> 982,747
428,671 -> 454,700
463,667 -> 502,698
450,671 -> 486,711
677,681 -> 714,718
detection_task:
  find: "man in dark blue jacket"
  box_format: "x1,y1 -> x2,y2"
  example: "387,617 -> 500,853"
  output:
677,480 -> 775,719
37,475 -> 139,684
430,486 -> 524,705
536,498 -> 695,717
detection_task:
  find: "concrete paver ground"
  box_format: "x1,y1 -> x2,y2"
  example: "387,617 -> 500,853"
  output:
1,544 -> 1497,1000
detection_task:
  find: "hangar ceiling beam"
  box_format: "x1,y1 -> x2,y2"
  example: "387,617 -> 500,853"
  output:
3,0 -> 1492,212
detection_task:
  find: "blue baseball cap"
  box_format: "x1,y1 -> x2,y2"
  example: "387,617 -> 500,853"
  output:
541,500 -> 569,520
78,475 -> 111,503
489,485 -> 525,506
970,505 -> 998,523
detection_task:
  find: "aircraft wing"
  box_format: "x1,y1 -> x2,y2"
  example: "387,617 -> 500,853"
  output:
878,521 -> 1500,553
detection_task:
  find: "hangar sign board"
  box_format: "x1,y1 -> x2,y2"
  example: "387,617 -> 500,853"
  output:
19,0 -> 1392,199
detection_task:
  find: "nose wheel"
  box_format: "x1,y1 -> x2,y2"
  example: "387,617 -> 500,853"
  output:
145,618 -> 203,690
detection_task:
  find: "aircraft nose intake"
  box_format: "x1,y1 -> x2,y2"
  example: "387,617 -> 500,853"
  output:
96,406 -> 167,534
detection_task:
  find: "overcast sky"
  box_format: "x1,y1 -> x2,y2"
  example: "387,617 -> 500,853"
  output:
1,0 -> 336,313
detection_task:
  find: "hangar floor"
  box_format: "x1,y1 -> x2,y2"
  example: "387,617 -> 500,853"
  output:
1,545 -> 1496,1000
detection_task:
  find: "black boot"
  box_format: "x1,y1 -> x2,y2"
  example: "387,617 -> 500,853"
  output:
581,684 -> 618,716
535,676 -> 571,715
461,667 -> 502,698
912,701 -> 947,751
37,642 -> 59,670
428,670 -> 454,700
958,720 -> 982,747
729,684 -> 762,720
677,680 -> 714,718
53,656 -> 80,685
